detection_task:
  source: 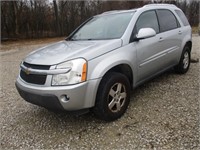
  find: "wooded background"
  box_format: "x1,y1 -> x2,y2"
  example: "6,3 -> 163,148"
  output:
1,0 -> 199,39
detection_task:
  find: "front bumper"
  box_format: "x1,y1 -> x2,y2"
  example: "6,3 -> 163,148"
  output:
16,85 -> 65,110
15,78 -> 101,111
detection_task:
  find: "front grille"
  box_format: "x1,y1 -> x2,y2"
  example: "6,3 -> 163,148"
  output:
23,62 -> 50,70
20,62 -> 50,85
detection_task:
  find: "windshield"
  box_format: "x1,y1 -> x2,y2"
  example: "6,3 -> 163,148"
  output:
71,12 -> 135,40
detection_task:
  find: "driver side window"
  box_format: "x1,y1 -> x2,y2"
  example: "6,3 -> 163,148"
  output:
134,10 -> 159,37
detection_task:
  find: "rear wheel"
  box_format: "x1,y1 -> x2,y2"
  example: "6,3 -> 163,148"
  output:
93,72 -> 131,121
174,45 -> 191,74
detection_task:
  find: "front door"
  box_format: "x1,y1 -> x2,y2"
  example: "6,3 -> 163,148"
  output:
133,10 -> 167,82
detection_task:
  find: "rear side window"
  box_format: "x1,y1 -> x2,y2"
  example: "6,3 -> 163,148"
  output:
135,10 -> 159,34
157,9 -> 178,32
175,10 -> 190,26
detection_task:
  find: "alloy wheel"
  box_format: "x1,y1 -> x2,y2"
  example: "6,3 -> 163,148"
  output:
108,83 -> 127,113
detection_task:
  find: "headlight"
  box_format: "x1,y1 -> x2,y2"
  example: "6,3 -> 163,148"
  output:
52,58 -> 87,86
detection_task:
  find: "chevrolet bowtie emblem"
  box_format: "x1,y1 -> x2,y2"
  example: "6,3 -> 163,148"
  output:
25,68 -> 30,75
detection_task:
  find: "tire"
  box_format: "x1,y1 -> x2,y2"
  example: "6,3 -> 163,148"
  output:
93,72 -> 131,121
174,45 -> 191,74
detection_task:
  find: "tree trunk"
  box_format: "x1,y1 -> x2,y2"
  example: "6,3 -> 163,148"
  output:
53,0 -> 60,36
11,1 -> 19,36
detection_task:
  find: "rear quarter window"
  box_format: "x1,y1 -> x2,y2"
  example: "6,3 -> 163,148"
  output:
175,10 -> 190,26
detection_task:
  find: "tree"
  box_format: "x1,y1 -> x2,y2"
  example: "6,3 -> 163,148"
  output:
53,0 -> 61,36
1,0 -> 199,40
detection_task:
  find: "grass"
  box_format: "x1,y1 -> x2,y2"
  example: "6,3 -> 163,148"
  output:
192,26 -> 199,34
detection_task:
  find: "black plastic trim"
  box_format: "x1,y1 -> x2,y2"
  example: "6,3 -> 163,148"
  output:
16,83 -> 65,111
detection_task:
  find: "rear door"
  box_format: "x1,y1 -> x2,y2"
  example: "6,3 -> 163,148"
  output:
156,9 -> 182,66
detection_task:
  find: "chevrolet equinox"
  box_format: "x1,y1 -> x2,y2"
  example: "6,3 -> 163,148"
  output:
16,4 -> 192,121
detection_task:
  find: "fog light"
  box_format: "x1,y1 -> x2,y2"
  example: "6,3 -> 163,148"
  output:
60,95 -> 70,102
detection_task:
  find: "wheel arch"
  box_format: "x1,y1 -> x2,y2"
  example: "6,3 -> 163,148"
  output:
87,60 -> 135,108
185,41 -> 192,52
103,64 -> 133,88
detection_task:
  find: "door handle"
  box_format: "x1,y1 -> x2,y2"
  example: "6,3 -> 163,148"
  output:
159,37 -> 164,42
178,31 -> 182,35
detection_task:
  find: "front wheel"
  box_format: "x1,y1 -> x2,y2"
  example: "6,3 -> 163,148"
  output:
93,72 -> 131,121
174,45 -> 191,74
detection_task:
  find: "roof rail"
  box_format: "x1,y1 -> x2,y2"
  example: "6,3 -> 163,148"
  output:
102,10 -> 121,14
143,4 -> 177,8
102,9 -> 136,15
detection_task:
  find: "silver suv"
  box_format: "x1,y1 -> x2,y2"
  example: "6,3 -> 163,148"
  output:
16,4 -> 192,121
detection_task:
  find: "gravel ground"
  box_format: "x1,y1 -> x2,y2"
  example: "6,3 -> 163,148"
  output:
0,35 -> 199,149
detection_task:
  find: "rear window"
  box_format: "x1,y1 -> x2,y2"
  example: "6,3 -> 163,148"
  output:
157,9 -> 178,32
175,10 -> 190,26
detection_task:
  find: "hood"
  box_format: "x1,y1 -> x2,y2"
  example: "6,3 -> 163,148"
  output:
24,39 -> 122,65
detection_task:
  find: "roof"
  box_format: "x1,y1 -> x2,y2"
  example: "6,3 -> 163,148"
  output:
100,3 -> 178,15
101,9 -> 136,15
143,4 -> 177,8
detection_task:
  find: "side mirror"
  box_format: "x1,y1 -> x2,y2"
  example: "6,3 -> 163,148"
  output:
136,28 -> 156,40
